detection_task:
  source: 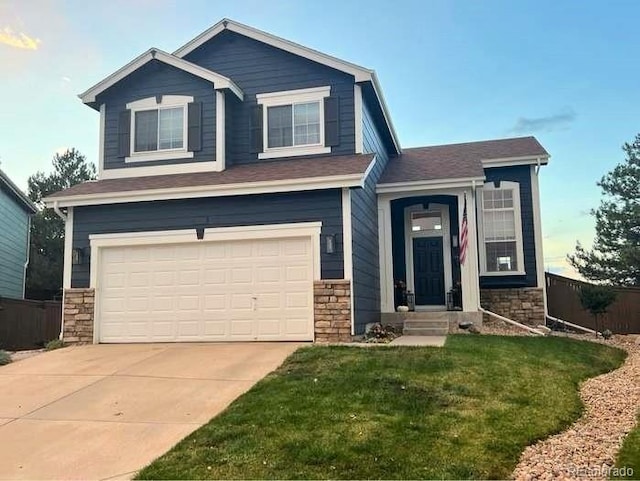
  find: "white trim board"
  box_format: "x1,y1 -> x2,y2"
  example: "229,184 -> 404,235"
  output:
125,95 -> 194,164
100,161 -> 221,180
89,222 -> 322,344
79,48 -> 244,104
477,181 -> 526,276
403,204 -> 453,306
44,173 -> 366,208
63,207 -> 74,289
482,155 -> 549,168
376,177 -> 485,194
530,165 -> 545,288
354,84 -> 363,154
98,104 -> 105,177
341,188 -> 354,335
172,18 -> 401,153
216,90 -> 226,170
88,222 -> 322,283
257,86 -> 331,160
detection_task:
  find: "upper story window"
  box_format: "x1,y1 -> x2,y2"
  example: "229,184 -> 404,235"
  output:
135,107 -> 184,152
255,86 -> 335,160
478,181 -> 525,275
125,95 -> 195,163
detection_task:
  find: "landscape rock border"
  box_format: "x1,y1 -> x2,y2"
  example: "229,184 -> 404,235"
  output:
512,334 -> 640,481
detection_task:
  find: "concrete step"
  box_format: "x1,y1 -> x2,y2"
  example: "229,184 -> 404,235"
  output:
404,319 -> 449,329
403,327 -> 449,336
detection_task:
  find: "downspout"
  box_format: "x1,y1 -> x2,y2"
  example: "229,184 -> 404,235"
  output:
52,201 -> 68,340
52,201 -> 67,222
22,216 -> 31,299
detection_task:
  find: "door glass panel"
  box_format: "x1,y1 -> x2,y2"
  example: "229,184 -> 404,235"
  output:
411,212 -> 442,232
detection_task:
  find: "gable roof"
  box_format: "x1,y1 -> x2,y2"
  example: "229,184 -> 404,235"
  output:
378,136 -> 549,186
173,18 -> 401,154
44,153 -> 375,207
79,48 -> 244,105
0,169 -> 36,214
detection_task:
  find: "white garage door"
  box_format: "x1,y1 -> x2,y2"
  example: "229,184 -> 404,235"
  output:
97,236 -> 314,343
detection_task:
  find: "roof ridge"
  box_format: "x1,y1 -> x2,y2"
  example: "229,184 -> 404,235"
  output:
403,136 -> 540,151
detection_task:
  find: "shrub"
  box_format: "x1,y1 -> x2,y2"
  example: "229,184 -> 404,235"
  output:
365,323 -> 401,343
45,339 -> 65,351
0,350 -> 12,366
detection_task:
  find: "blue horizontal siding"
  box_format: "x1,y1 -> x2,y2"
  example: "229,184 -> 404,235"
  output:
0,187 -> 29,298
71,190 -> 344,287
349,100 -> 391,334
184,30 -> 355,164
97,60 -> 216,170
480,165 -> 538,288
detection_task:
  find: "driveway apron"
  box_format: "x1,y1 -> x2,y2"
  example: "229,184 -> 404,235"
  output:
0,342 -> 300,480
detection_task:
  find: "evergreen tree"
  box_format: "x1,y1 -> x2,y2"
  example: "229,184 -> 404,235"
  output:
26,149 -> 96,298
568,134 -> 640,286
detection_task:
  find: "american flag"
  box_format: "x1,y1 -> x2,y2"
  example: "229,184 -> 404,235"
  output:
460,193 -> 468,265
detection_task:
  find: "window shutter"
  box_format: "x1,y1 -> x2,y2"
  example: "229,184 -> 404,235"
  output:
249,104 -> 263,154
117,110 -> 131,158
324,96 -> 340,147
187,102 -> 202,152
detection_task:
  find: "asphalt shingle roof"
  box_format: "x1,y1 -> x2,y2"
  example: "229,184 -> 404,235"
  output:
48,153 -> 375,198
379,136 -> 548,184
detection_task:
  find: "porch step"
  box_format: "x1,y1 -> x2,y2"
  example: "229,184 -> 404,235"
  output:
404,319 -> 449,329
403,326 -> 449,336
403,319 -> 449,336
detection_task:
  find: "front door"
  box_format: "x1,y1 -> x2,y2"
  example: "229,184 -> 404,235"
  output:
413,237 -> 445,305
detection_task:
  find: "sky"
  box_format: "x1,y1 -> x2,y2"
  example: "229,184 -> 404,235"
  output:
1,0 -> 639,279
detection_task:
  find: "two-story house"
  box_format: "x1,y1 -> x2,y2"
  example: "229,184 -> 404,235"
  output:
45,19 -> 549,344
1,169 -> 36,299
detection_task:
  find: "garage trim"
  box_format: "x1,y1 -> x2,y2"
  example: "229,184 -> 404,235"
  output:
88,222 -> 322,343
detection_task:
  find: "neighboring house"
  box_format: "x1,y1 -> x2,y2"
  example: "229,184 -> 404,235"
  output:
0,170 -> 36,299
45,19 -> 549,344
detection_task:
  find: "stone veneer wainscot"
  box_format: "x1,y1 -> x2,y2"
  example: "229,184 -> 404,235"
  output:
313,280 -> 352,343
480,287 -> 545,326
63,288 -> 95,344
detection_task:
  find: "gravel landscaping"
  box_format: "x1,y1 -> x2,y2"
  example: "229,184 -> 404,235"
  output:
513,334 -> 640,481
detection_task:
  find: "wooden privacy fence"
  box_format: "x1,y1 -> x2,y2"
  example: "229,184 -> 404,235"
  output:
546,273 -> 640,334
0,297 -> 62,351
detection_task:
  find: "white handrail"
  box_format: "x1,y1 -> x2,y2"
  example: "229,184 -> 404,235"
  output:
479,307 -> 546,336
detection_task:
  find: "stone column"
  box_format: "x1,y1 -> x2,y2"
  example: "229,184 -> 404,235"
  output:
63,288 -> 95,344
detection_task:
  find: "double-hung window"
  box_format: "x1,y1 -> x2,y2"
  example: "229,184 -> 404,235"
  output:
125,95 -> 194,162
256,86 -> 332,159
479,181 -> 525,275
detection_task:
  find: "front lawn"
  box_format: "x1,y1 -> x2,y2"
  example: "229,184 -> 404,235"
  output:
614,413 -> 640,478
137,335 -> 625,480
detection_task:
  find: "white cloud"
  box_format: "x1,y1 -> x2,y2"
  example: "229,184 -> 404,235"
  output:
0,26 -> 40,50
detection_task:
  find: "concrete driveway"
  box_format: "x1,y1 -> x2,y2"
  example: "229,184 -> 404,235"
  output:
0,342 -> 300,480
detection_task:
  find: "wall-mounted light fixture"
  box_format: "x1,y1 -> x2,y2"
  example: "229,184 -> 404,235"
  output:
195,226 -> 205,240
71,247 -> 87,265
325,234 -> 336,254
452,235 -> 459,248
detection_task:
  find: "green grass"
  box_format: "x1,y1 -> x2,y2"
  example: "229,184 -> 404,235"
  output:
614,413 -> 640,478
137,335 -> 625,480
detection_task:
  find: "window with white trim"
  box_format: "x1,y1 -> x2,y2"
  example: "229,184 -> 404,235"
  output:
126,95 -> 194,162
256,86 -> 331,159
479,181 -> 525,275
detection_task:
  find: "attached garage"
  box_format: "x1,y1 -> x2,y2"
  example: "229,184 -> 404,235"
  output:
89,223 -> 321,343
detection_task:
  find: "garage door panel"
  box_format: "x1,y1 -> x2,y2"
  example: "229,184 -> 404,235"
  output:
153,271 -> 175,286
98,235 -> 315,342
203,269 -> 226,285
230,242 -> 253,259
230,267 -> 252,284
